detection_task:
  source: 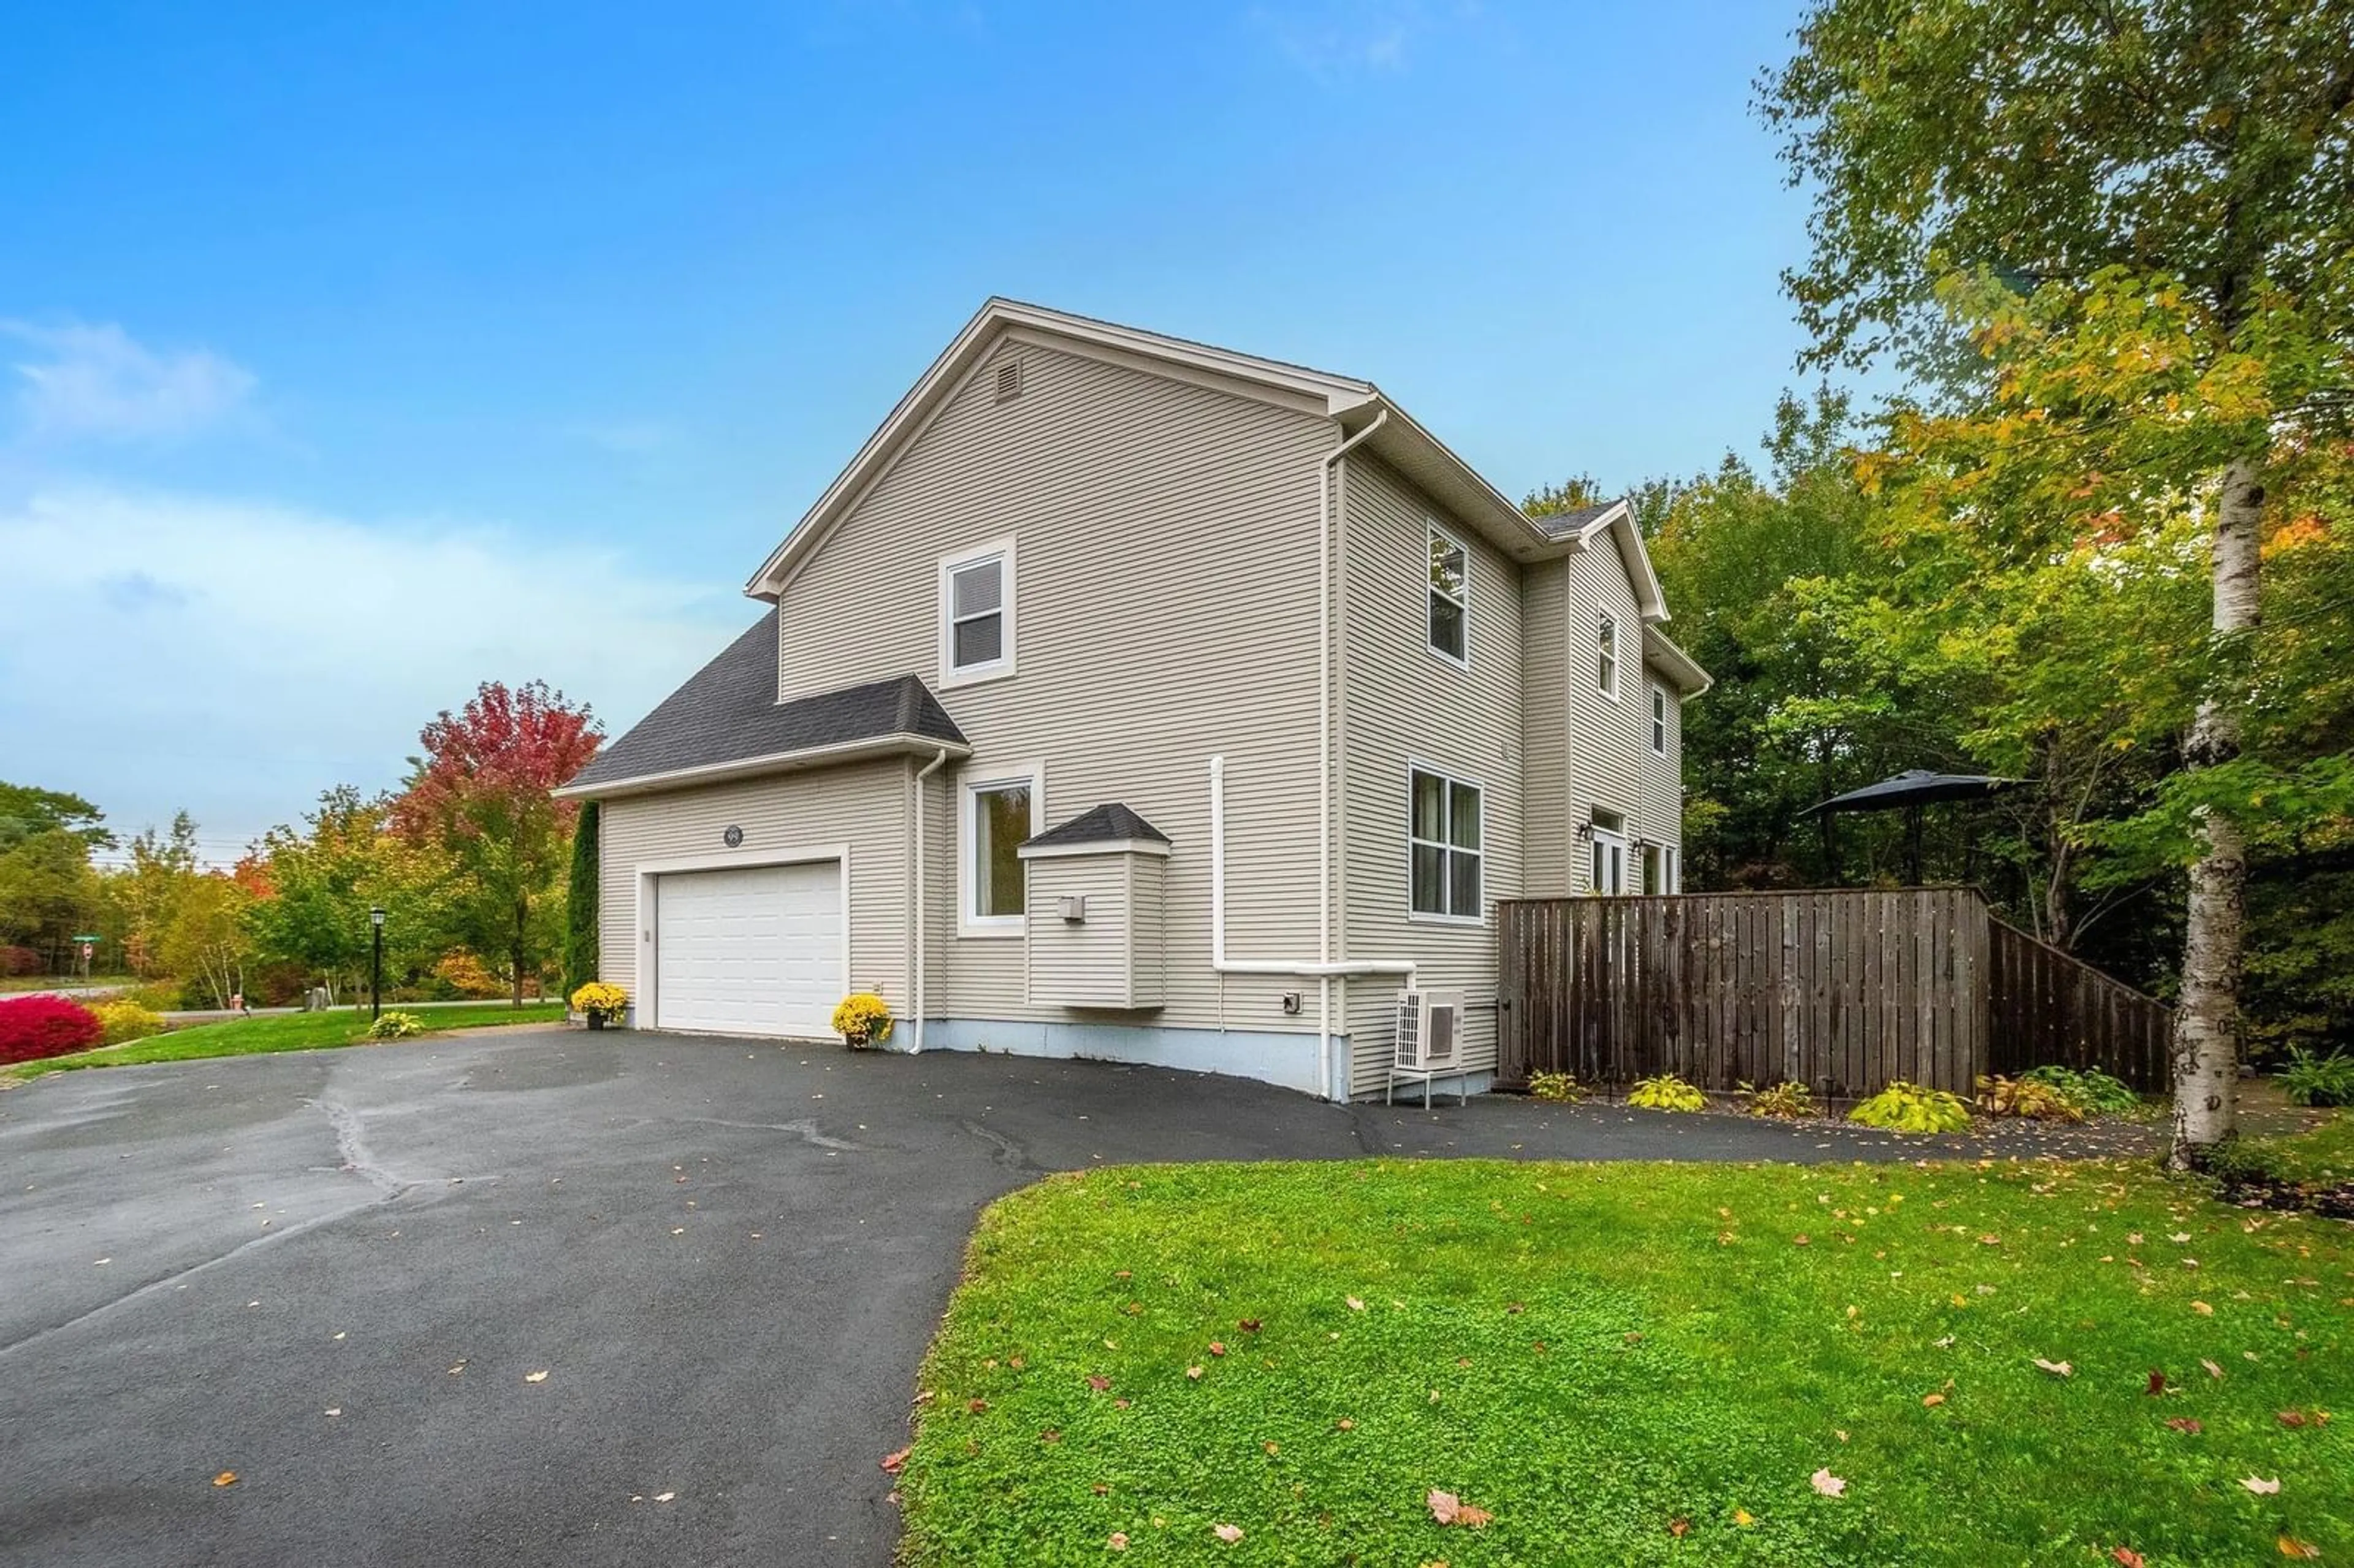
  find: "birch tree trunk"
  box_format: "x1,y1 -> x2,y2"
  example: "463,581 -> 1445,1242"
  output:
2169,458 -> 2264,1168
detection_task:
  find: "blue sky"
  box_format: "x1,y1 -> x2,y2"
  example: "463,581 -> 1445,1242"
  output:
1,0 -> 1819,858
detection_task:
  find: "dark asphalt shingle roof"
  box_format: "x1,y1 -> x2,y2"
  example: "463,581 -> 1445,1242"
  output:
566,609 -> 966,793
1530,500 -> 1618,541
1021,802 -> 1172,851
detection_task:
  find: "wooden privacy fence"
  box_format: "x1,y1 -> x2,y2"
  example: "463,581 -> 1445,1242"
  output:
1496,888 -> 2171,1097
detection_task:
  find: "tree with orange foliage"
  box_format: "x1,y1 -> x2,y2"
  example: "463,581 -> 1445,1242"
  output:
392,681 -> 603,1007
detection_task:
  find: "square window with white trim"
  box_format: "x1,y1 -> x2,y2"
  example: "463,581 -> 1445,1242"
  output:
1426,524 -> 1468,663
1408,766 -> 1483,920
960,762 -> 1042,933
940,539 -> 1015,685
1596,609 -> 1620,698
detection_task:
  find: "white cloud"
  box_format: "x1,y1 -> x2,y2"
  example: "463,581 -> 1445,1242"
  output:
3,320 -> 259,444
0,482 -> 748,845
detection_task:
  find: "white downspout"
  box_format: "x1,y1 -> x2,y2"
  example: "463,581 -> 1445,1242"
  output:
1319,409 -> 1388,1101
911,747 -> 951,1052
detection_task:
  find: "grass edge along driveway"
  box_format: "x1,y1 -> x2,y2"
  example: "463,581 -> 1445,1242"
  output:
901,1154 -> 2350,1567
4,1002 -> 566,1084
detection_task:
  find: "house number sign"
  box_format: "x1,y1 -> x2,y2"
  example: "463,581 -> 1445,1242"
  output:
722,826 -> 744,848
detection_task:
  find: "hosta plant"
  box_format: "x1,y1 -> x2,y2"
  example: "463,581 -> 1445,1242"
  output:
364,1010 -> 427,1040
1977,1074 -> 2085,1122
1627,1073 -> 1705,1113
1526,1071 -> 1588,1103
831,991 -> 894,1049
1746,1079 -> 1816,1119
2280,1046 -> 2354,1109
1849,1081 -> 1972,1135
2020,1064 -> 2141,1116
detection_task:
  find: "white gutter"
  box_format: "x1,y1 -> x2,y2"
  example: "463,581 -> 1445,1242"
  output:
1209,755 -> 1415,1102
910,748 -> 952,1052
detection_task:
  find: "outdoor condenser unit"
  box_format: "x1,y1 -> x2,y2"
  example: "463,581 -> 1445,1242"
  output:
1393,988 -> 1462,1072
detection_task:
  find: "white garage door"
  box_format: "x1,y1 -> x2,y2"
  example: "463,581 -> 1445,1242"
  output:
654,861 -> 842,1038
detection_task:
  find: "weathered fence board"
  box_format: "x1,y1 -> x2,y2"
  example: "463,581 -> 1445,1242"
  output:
1496,889 -> 2171,1096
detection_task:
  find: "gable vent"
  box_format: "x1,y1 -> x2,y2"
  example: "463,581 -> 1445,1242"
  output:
994,359 -> 1024,403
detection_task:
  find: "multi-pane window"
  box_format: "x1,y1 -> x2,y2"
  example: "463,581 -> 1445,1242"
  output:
1589,808 -> 1628,894
1597,610 -> 1620,697
1650,684 -> 1668,753
1409,767 -> 1483,919
967,777 -> 1032,924
941,539 -> 1015,682
1427,526 -> 1467,663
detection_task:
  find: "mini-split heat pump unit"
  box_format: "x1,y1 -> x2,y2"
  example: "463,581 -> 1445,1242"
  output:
1393,988 -> 1463,1072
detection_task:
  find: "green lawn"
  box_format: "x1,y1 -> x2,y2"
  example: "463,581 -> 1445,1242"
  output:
5,1002 -> 565,1082
903,1151 -> 2352,1566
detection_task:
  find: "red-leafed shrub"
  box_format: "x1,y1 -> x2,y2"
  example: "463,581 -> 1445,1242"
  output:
0,945 -> 41,976
0,995 -> 104,1066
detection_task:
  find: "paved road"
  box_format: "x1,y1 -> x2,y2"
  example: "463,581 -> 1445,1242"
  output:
0,1032 -> 2076,1567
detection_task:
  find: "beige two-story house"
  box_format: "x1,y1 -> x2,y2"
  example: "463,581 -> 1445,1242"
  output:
558,300 -> 1708,1101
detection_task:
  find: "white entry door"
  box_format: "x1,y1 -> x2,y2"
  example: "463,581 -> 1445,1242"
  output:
653,862 -> 842,1038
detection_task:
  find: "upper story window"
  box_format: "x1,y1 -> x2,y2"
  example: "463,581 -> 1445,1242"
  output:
1650,683 -> 1668,753
940,538 -> 1016,686
1409,765 -> 1483,921
1426,525 -> 1468,664
1596,609 -> 1620,698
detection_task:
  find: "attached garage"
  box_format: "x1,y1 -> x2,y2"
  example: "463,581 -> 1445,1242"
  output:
652,860 -> 844,1038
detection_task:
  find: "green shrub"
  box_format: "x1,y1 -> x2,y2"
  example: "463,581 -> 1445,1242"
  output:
2020,1064 -> 2141,1116
1976,1074 -> 2084,1122
92,1000 -> 167,1046
1526,1071 -> 1588,1103
2193,1133 -> 2288,1187
1627,1073 -> 1705,1113
1746,1079 -> 1815,1118
1849,1080 -> 1973,1135
2280,1046 -> 2354,1108
364,1011 -> 427,1040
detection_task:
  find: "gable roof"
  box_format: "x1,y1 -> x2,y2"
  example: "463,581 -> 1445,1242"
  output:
1019,802 -> 1173,854
556,611 -> 968,799
743,298 -> 1612,604
1537,497 -> 1669,623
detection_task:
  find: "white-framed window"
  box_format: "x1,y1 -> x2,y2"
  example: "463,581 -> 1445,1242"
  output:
1650,683 -> 1668,753
958,759 -> 1043,934
1663,845 -> 1680,892
939,537 -> 1016,686
1408,765 -> 1484,921
1426,523 -> 1468,664
1588,808 -> 1628,894
1596,610 -> 1620,698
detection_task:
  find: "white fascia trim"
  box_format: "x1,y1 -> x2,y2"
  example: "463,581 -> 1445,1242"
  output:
1642,623 -> 1713,696
1015,838 -> 1171,861
555,733 -> 971,801
745,297 -> 1375,602
1344,397 -> 1574,566
1572,501 -> 1670,623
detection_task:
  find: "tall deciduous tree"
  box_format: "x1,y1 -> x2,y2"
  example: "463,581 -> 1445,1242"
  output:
392,681 -> 603,1006
1760,0 -> 2354,1163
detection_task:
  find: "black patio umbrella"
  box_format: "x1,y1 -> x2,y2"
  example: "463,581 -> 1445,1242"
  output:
1796,770 -> 2022,885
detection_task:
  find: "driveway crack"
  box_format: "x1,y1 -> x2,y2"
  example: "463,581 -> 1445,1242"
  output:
309,1097 -> 412,1198
959,1118 -> 1035,1173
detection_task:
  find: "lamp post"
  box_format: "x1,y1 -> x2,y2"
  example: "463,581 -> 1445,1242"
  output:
369,907 -> 386,1021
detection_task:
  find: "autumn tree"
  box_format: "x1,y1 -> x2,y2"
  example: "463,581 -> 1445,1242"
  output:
1760,0 -> 2354,1163
392,681 -> 603,1006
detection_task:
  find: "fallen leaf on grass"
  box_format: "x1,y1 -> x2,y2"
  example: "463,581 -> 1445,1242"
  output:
1335,1418 -> 1355,1430
1208,1341 -> 1227,1357
212,1471 -> 238,1488
1732,1508 -> 1756,1527
2146,1369 -> 2168,1396
880,1447 -> 908,1474
2277,1409 -> 2326,1428
1669,1518 -> 1690,1537
2241,1475 -> 2282,1495
1346,1296 -> 1365,1312
2166,1417 -> 2204,1434
2192,1300 -> 2214,1316
1213,1523 -> 1244,1543
1086,1375 -> 1111,1392
2202,1358 -> 2225,1379
2111,1549 -> 2146,1567
1922,1393 -> 1946,1407
1186,1366 -> 1205,1381
2280,1536 -> 2323,1559
1426,1490 -> 1493,1528
1108,1532 -> 1129,1551
1238,1319 -> 1261,1333
524,1370 -> 549,1383
2033,1358 -> 2073,1377
1811,1469 -> 1847,1498
967,1399 -> 988,1414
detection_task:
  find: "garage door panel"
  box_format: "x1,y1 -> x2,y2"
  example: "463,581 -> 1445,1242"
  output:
654,862 -> 842,1038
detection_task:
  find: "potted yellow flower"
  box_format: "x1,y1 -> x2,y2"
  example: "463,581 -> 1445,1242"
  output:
830,991 -> 893,1050
569,981 -> 629,1030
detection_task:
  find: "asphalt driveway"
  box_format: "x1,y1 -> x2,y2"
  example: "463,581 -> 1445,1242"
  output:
0,1029 -> 2089,1566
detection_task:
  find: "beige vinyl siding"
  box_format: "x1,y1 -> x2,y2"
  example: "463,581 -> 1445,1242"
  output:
1564,545 -> 1662,889
769,337 -> 1331,1038
1520,559 -> 1571,897
1024,853 -> 1164,1010
596,759 -> 913,1013
1335,451 -> 1525,1097
1637,668 -> 1685,873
